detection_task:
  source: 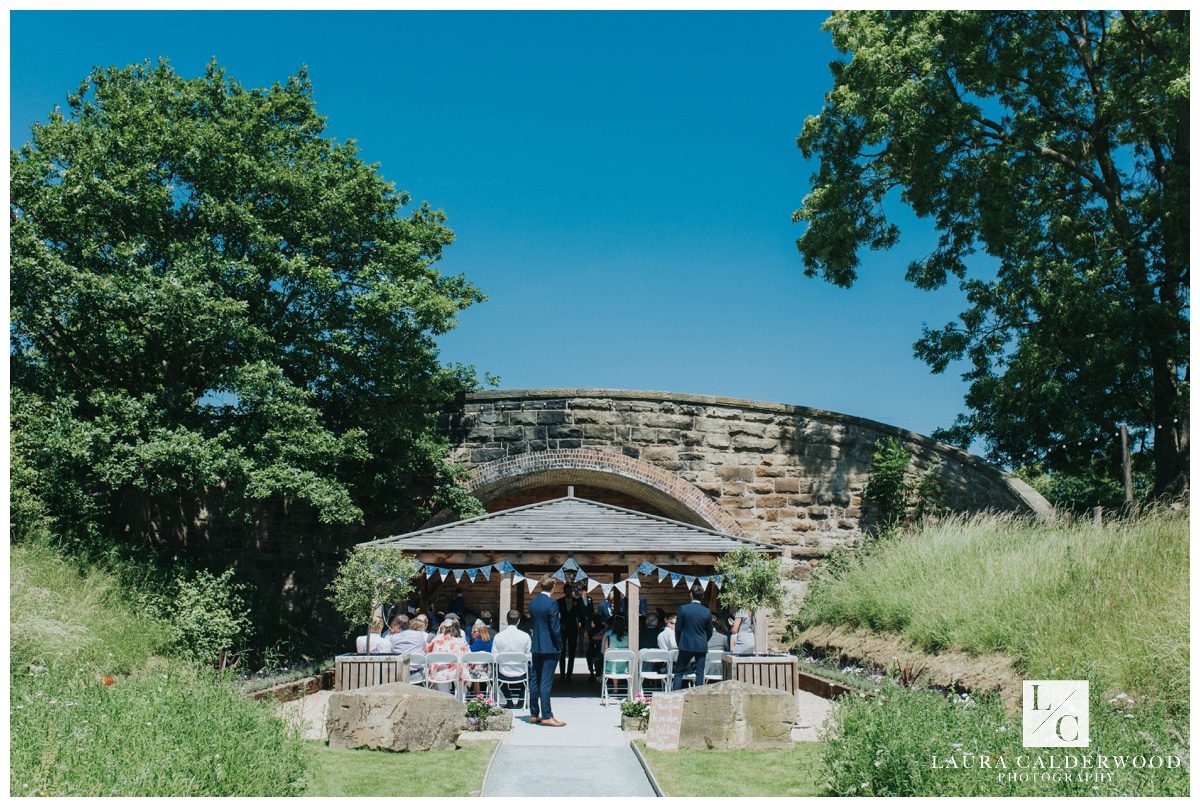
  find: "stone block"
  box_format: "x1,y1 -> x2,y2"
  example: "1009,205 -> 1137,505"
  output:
774,477 -> 801,494
716,466 -> 754,482
326,682 -> 465,752
641,446 -> 678,463
755,494 -> 788,509
732,434 -> 777,452
641,413 -> 694,430
645,680 -> 794,751
536,411 -> 567,425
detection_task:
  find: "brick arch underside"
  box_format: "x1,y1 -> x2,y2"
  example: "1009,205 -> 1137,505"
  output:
465,449 -> 746,536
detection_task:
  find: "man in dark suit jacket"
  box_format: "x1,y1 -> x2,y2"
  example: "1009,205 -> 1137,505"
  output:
557,585 -> 582,681
528,574 -> 565,726
672,582 -> 714,690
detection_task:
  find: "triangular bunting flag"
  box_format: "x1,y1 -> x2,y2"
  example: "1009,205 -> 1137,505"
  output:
684,575 -> 696,588
600,583 -> 613,597
670,573 -> 682,587
586,577 -> 601,593
637,561 -> 655,576
453,569 -> 464,582
493,563 -> 506,575
657,567 -> 670,583
614,580 -> 627,595
480,565 -> 491,581
525,577 -> 538,593
424,564 -> 435,577
466,568 -> 477,582
562,557 -> 580,571
553,568 -> 567,582
712,575 -> 724,589
440,568 -> 451,582
512,572 -> 525,584
697,577 -> 710,591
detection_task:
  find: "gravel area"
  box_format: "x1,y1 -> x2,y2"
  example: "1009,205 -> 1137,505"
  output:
792,690 -> 836,742
278,689 -> 332,741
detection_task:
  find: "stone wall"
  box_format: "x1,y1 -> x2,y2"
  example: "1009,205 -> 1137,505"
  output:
443,388 -> 1050,559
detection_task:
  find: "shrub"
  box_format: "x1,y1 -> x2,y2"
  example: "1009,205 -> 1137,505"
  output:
822,685 -> 1188,796
161,568 -> 253,670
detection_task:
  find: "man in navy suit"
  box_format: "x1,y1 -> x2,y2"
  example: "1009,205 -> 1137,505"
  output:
528,574 -> 566,726
672,582 -> 714,690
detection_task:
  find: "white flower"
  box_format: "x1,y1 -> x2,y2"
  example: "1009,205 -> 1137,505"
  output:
996,726 -> 1007,733
952,742 -> 963,750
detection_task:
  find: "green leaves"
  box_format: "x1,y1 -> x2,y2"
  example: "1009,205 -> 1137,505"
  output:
796,12 -> 1189,496
327,546 -> 420,638
715,547 -> 787,614
11,60 -> 486,555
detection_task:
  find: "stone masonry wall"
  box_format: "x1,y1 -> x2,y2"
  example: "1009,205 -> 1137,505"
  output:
442,388 -> 1050,560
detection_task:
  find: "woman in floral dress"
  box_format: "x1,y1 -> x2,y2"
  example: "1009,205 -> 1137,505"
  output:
425,618 -> 469,694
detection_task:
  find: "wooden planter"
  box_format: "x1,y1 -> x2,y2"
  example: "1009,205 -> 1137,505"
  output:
334,654 -> 410,691
621,714 -> 650,732
721,653 -> 798,695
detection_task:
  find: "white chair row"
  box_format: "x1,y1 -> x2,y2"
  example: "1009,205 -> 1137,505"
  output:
601,648 -> 724,703
407,651 -> 532,706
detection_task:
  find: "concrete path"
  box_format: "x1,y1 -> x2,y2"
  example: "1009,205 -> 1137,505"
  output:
481,676 -> 656,797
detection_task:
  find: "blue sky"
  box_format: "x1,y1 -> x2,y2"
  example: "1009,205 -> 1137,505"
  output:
10,10 -> 985,445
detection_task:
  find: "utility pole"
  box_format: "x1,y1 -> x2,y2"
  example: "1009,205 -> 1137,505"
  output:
1120,423 -> 1137,516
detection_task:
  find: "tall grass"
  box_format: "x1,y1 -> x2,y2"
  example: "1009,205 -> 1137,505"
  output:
10,541 -> 308,796
796,508 -> 1189,708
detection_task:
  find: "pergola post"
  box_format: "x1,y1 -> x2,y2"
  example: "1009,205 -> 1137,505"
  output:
626,562 -> 640,697
753,607 -> 770,653
499,571 -> 513,628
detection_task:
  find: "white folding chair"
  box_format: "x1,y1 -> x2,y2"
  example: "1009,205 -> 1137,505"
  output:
601,649 -> 635,705
493,652 -> 531,709
423,652 -> 462,699
703,654 -> 723,684
407,652 -> 427,685
638,648 -> 673,698
461,651 -> 497,702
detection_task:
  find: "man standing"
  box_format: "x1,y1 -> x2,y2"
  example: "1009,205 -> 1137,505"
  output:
491,609 -> 533,708
672,583 -> 713,690
528,574 -> 565,726
558,584 -> 582,681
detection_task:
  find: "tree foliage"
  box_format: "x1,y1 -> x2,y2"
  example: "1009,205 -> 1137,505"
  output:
795,11 -> 1188,497
864,437 -> 947,533
327,546 -> 419,651
715,547 -> 787,614
10,60 -> 486,555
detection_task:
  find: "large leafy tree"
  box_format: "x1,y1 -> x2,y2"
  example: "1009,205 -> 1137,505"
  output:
794,11 -> 1188,497
11,60 -> 485,553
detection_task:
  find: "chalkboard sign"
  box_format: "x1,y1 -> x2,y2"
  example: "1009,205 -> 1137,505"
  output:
645,691 -> 685,751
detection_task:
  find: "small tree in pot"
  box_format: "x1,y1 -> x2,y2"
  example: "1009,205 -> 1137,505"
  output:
328,546 -> 420,656
714,548 -> 787,654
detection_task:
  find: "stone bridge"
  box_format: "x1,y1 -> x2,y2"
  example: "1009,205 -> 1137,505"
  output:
441,388 -> 1051,563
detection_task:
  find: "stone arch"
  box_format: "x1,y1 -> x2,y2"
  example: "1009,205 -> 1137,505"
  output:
465,448 -> 747,536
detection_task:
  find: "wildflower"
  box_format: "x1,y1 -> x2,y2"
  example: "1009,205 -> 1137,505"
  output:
952,742 -> 963,750
995,725 -> 1007,733
101,675 -> 115,686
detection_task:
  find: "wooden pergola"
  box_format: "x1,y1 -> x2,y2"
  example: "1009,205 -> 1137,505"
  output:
361,490 -> 783,679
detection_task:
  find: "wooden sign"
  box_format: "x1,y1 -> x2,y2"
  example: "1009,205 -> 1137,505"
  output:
644,691 -> 685,751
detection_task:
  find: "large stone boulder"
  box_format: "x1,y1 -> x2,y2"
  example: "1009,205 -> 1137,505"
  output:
645,680 -> 794,751
326,681 -> 465,751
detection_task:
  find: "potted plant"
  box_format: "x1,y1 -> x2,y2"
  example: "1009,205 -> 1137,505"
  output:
466,694 -> 511,731
327,545 -> 420,658
620,694 -> 651,732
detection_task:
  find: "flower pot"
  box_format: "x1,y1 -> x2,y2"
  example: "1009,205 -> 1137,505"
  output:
621,714 -> 649,732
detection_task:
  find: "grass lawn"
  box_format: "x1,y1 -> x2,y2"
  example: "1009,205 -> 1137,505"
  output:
303,741 -> 498,796
634,741 -> 825,797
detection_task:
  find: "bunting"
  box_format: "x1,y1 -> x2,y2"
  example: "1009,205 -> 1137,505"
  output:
418,558 -> 728,595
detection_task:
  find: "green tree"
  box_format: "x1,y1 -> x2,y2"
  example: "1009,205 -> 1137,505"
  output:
10,60 -> 485,556
794,11 -> 1188,498
715,547 -> 788,620
327,546 -> 419,655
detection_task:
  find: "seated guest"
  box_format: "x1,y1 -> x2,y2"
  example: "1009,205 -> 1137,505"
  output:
467,621 -> 495,696
639,613 -> 662,650
492,610 -> 532,707
389,615 -> 430,671
425,618 -> 469,695
656,615 -> 679,652
355,615 -> 391,654
602,616 -> 630,676
707,614 -> 730,654
585,612 -> 607,684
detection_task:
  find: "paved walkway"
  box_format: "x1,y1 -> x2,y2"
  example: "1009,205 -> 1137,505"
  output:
481,676 -> 657,797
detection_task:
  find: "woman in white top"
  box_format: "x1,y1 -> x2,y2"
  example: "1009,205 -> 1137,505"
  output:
656,616 -> 678,652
